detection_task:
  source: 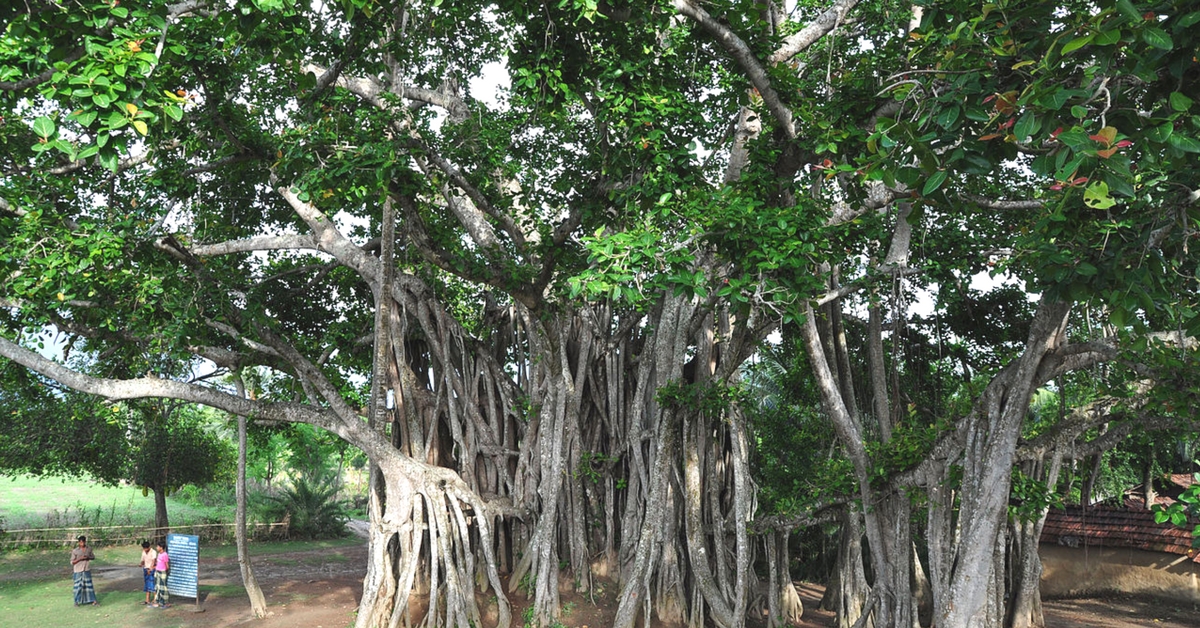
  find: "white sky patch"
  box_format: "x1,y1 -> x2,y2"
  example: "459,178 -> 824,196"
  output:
470,61 -> 510,109
332,208 -> 371,242
910,270 -> 1024,317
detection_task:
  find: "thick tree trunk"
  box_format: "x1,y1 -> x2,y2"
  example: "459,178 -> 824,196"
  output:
911,544 -> 932,628
767,531 -> 804,627
934,299 -> 1071,628
233,375 -> 267,617
236,412 -> 268,616
154,486 -> 169,540
822,508 -> 872,628
876,492 -> 917,628
1006,453 -> 1061,628
1142,458 -> 1156,510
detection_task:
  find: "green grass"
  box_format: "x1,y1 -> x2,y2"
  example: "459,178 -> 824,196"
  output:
1,543 -> 140,579
0,572 -> 190,628
0,577 -> 247,628
0,475 -> 225,531
2,538 -> 363,579
0,548 -> 65,579
0,477 -> 361,627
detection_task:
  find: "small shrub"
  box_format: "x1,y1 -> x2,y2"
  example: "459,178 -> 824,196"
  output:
254,476 -> 349,539
175,483 -> 236,509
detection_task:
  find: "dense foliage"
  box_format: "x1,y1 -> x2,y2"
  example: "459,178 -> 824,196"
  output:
3,1 -> 1199,628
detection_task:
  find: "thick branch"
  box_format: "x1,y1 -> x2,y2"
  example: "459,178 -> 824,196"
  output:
0,333 -> 496,511
673,0 -> 795,137
768,0 -> 861,63
959,193 -> 1044,211
752,500 -> 846,533
302,63 -> 467,116
189,234 -> 320,257
0,48 -> 86,92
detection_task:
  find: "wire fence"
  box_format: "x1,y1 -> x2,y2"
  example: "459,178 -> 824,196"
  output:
0,521 -> 290,550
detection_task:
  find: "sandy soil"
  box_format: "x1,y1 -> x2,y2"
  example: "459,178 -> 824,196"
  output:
58,540 -> 1200,628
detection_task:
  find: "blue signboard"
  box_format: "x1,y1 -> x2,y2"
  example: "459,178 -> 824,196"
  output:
166,533 -> 199,599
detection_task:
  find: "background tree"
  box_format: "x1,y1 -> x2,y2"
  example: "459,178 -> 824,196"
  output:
0,361 -> 232,534
126,400 -> 232,535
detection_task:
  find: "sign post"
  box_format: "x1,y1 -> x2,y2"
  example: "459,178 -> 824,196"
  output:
166,533 -> 200,609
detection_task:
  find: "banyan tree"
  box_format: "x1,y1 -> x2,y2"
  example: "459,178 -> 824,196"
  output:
4,1 -> 1200,628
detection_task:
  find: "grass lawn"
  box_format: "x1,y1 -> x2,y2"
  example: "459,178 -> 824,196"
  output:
0,475 -> 224,531
1,538 -> 363,579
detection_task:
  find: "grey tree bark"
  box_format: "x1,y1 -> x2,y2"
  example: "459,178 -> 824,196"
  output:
233,372 -> 268,618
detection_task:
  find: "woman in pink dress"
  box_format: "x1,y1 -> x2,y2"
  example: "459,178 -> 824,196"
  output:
152,541 -> 170,608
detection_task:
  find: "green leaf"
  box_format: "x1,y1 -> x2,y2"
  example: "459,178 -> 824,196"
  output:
32,116 -> 55,138
1083,181 -> 1116,209
1115,0 -> 1141,21
75,110 -> 98,127
1076,262 -> 1098,276
1110,307 -> 1127,328
1039,89 -> 1072,111
1167,134 -> 1200,153
164,105 -> 183,121
1142,27 -> 1173,50
1179,11 -> 1200,29
98,149 -> 119,172
50,139 -> 74,157
1013,112 -> 1041,141
1093,29 -> 1121,46
1104,173 -> 1135,198
936,106 -> 960,129
1170,91 -> 1193,112
1148,122 -> 1174,143
1070,105 -> 1088,119
922,170 -> 948,196
1061,34 -> 1093,55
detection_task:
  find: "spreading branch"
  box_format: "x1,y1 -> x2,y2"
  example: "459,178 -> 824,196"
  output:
673,0 -> 795,137
768,0 -> 861,64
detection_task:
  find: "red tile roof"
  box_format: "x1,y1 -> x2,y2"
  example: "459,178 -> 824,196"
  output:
1040,506 -> 1200,563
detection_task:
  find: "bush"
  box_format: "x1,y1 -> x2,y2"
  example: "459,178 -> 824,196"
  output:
174,483 -> 236,509
254,477 -> 348,540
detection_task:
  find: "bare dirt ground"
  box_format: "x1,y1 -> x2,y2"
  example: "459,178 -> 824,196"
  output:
784,584 -> 1199,628
45,537 -> 1200,628
87,540 -> 368,628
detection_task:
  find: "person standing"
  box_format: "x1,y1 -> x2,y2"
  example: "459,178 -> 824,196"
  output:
139,541 -> 157,605
70,535 -> 98,606
152,540 -> 170,608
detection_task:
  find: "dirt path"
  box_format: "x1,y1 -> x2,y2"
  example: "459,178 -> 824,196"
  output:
81,541 -> 367,628
31,540 -> 1200,628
